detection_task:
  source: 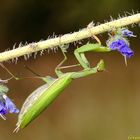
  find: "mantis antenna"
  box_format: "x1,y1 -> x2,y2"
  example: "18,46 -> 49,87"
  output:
24,65 -> 42,77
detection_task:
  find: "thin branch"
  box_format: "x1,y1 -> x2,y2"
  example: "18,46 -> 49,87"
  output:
0,13 -> 140,62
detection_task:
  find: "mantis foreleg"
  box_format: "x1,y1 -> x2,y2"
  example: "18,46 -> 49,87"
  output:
74,43 -> 111,69
55,47 -> 80,77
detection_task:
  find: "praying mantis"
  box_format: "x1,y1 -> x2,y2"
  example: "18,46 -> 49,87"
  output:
0,26 -> 135,132
12,39 -> 111,132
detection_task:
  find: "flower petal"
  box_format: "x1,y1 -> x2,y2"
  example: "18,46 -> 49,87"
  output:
121,29 -> 136,37
107,36 -> 133,58
0,101 -> 7,115
119,45 -> 134,58
5,96 -> 19,114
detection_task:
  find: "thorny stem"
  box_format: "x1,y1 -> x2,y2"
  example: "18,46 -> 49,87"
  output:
0,13 -> 140,62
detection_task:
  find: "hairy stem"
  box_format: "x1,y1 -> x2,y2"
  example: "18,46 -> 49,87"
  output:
0,13 -> 140,62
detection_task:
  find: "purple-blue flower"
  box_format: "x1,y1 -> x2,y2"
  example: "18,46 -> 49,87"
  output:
121,29 -> 136,37
107,36 -> 134,58
108,39 -> 127,50
119,44 -> 134,58
0,94 -> 19,120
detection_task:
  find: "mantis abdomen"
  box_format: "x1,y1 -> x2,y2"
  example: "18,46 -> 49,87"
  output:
16,73 -> 73,130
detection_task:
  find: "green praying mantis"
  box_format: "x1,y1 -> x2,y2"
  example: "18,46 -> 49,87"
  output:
13,40 -> 111,132
0,26 -> 135,133
1,37 -> 111,132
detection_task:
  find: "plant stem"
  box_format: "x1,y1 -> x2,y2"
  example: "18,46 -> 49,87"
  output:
0,13 -> 140,62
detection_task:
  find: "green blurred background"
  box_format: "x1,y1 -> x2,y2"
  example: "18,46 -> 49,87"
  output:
0,0 -> 140,140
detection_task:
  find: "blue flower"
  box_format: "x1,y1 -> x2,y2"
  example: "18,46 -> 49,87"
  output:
121,28 -> 136,37
0,94 -> 19,120
107,36 -> 134,58
119,44 -> 134,58
108,39 -> 126,50
110,28 -> 136,38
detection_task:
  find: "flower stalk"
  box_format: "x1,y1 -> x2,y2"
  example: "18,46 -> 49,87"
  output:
0,13 -> 140,63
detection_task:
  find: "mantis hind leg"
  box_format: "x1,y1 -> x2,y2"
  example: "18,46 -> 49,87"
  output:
0,63 -> 19,81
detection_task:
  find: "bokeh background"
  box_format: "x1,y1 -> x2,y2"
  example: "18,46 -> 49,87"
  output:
0,0 -> 140,140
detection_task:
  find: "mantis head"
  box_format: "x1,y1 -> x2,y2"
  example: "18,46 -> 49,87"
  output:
97,59 -> 105,72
